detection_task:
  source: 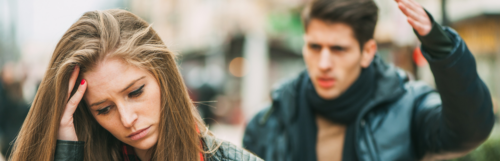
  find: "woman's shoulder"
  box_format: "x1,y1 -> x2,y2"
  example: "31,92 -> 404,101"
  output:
203,135 -> 263,161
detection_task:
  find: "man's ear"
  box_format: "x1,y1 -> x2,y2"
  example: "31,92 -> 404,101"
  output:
360,39 -> 377,68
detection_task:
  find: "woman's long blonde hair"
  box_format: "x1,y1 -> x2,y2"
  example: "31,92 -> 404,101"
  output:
10,9 -> 211,161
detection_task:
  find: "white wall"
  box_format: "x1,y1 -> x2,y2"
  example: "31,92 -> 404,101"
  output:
447,0 -> 500,22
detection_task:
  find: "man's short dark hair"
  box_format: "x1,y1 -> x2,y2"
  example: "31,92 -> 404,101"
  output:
302,0 -> 379,47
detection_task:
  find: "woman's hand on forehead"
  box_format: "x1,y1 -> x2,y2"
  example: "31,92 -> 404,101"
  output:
58,65 -> 87,141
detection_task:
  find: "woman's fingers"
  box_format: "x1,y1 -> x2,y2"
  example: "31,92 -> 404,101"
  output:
67,65 -> 80,101
59,74 -> 87,141
62,79 -> 87,123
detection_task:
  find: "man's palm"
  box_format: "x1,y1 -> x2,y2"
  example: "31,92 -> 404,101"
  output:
396,0 -> 432,36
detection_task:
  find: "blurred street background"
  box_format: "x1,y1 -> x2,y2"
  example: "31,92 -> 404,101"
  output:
1,0 -> 500,160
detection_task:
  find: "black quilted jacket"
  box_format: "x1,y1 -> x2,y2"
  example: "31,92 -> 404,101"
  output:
53,135 -> 262,161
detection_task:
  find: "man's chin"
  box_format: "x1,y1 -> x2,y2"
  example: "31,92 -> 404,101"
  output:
316,88 -> 342,100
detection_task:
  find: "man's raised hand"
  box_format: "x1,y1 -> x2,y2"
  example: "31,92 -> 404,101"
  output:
395,0 -> 432,36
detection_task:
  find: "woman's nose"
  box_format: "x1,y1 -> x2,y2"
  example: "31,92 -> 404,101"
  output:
117,103 -> 138,128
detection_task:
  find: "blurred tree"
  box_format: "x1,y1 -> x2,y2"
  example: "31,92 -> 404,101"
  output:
448,136 -> 500,161
267,9 -> 304,53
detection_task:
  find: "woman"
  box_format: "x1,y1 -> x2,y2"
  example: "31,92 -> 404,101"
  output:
9,9 -> 261,161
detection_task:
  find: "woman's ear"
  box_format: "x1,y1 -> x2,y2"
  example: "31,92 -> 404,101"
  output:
360,39 -> 377,68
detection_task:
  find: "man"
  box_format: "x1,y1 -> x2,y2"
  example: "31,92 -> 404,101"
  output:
243,0 -> 495,160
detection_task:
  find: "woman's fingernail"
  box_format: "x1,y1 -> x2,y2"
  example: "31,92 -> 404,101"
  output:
81,79 -> 86,85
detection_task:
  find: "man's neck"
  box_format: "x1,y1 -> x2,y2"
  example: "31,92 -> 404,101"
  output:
316,114 -> 346,161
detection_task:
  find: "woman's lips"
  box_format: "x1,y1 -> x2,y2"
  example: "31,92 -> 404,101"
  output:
128,126 -> 151,141
317,78 -> 335,88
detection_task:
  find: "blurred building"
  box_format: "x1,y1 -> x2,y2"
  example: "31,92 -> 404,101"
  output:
0,0 -> 125,159
128,0 -> 307,126
1,0 -> 499,150
126,0 -> 500,146
449,0 -> 500,105
0,0 -> 20,66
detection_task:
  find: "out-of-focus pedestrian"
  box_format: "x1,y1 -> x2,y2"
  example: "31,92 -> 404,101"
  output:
243,0 -> 494,160
9,9 -> 261,161
0,63 -> 30,159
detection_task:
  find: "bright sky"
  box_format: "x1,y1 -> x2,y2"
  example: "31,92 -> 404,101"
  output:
14,0 -> 122,45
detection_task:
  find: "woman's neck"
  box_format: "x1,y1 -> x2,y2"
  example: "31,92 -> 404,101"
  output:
134,148 -> 152,161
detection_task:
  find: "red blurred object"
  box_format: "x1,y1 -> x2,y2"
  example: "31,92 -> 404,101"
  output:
413,47 -> 427,67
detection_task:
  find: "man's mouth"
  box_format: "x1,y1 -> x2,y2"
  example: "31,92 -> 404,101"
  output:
317,77 -> 336,88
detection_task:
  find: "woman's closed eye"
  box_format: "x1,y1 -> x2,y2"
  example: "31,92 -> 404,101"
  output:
97,106 -> 111,115
129,84 -> 145,98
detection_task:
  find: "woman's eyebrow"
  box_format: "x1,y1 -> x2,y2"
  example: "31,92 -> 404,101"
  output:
120,76 -> 146,93
89,100 -> 107,108
88,76 -> 146,108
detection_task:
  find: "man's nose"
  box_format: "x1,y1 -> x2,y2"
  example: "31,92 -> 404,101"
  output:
318,49 -> 332,71
117,103 -> 138,128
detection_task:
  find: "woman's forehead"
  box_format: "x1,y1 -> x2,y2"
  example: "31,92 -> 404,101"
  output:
82,58 -> 149,99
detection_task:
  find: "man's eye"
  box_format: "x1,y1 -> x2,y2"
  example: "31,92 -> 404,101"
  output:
129,84 -> 145,98
97,106 -> 111,115
330,46 -> 345,52
309,44 -> 322,51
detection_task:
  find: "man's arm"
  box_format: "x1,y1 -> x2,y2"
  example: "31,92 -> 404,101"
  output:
396,0 -> 495,159
412,27 -> 494,159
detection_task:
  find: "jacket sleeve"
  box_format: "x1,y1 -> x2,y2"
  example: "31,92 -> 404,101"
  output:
242,107 -> 271,159
54,140 -> 84,161
412,26 -> 495,159
211,139 -> 264,161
